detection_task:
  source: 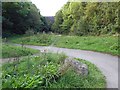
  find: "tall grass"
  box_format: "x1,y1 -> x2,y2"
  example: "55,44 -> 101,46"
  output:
2,43 -> 39,58
55,35 -> 119,56
9,34 -> 119,56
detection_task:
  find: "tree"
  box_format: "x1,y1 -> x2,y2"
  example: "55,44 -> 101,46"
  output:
51,10 -> 63,33
2,2 -> 49,37
52,2 -> 119,36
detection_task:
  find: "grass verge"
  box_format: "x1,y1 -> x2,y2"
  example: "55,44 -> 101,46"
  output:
2,53 -> 106,88
1,43 -> 39,58
8,34 -> 119,56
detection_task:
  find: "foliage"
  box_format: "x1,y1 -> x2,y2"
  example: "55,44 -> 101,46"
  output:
9,34 -> 119,56
2,53 -> 105,88
54,35 -> 119,56
2,53 -> 66,88
45,16 -> 54,31
52,2 -> 119,35
9,34 -> 57,46
49,58 -> 106,88
2,2 -> 49,37
2,43 -> 39,58
25,28 -> 35,36
51,10 -> 63,34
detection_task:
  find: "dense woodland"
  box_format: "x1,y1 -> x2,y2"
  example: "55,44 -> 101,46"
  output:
2,2 -> 49,37
2,2 -> 119,37
52,2 -> 119,36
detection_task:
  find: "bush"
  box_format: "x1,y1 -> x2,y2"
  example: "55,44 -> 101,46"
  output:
25,28 -> 35,36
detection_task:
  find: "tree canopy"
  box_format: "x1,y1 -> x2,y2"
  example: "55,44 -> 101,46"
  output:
2,2 -> 49,37
52,2 -> 119,36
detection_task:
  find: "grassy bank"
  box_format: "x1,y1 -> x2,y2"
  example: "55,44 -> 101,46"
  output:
8,34 -> 119,56
2,53 -> 106,88
55,35 -> 119,56
2,43 -> 39,58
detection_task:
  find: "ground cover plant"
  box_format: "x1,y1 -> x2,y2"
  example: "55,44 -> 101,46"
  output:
2,43 -> 39,58
9,34 -> 56,46
54,35 -> 119,56
2,52 -> 106,88
9,34 -> 119,56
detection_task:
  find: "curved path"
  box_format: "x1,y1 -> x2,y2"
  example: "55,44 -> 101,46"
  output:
2,44 -> 118,88
21,44 -> 118,88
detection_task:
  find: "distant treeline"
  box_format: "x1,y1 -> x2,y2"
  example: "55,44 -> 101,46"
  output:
52,2 -> 119,36
2,2 -> 50,37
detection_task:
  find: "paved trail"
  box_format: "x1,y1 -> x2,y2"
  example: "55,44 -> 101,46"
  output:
23,45 -> 118,88
2,44 -> 118,88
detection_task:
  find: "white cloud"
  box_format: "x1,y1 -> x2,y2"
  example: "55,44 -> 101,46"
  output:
31,0 -> 68,16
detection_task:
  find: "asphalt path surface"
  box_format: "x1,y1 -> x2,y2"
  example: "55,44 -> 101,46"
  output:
2,44 -> 118,88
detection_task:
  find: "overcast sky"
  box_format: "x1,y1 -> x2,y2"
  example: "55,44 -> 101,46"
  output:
31,0 -> 68,16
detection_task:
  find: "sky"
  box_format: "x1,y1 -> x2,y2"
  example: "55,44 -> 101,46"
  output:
31,0 -> 68,16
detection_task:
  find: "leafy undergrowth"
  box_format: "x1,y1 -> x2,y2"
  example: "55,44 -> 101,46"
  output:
9,34 -> 119,56
2,53 -> 106,88
49,58 -> 106,88
8,34 -> 56,46
2,43 -> 39,58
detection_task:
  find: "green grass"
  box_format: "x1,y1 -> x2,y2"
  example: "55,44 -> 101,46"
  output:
2,53 -> 106,88
8,34 -> 56,46
8,34 -> 119,56
55,35 -> 119,56
49,58 -> 106,88
2,43 -> 39,58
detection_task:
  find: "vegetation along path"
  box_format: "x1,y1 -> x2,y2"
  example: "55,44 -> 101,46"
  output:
16,44 -> 118,88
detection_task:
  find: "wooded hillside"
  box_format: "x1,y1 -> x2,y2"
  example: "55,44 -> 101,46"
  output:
52,2 -> 119,36
2,2 -> 49,37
